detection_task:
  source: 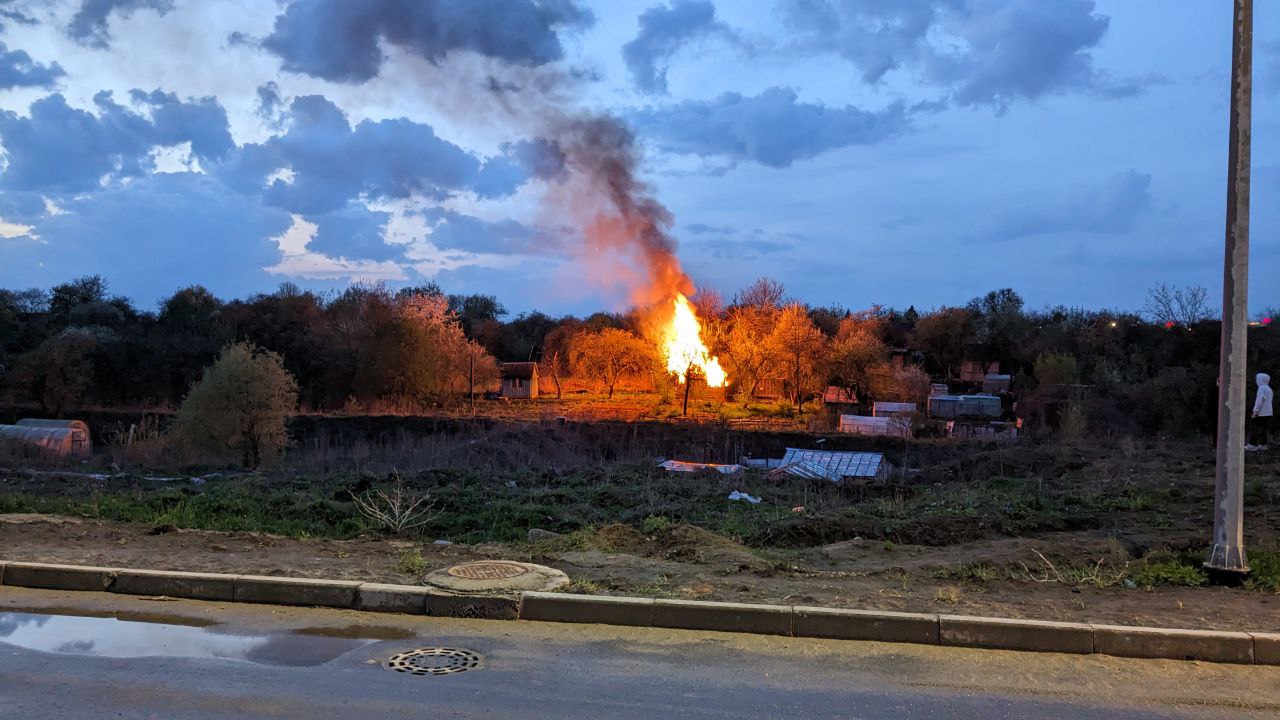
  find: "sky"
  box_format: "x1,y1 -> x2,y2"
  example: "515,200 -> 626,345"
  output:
0,0 -> 1276,316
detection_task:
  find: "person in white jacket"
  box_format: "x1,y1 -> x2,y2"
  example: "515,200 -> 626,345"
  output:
1248,373 -> 1273,451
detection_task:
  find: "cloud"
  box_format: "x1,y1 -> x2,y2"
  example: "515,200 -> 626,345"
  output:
782,0 -> 1148,109
423,208 -> 557,256
303,202 -> 400,262
218,95 -> 530,216
631,86 -> 908,167
0,91 -> 233,194
0,42 -> 65,89
261,0 -> 594,83
0,172 -> 292,302
67,0 -> 175,49
985,169 -> 1153,242
622,0 -> 746,94
0,1 -> 37,32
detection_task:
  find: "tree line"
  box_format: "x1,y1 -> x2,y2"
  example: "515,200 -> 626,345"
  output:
0,275 -> 1276,437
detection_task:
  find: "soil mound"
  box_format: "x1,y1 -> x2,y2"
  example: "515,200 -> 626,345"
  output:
655,524 -> 769,571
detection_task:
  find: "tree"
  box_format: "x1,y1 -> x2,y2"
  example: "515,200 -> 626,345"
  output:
10,329 -> 98,416
540,319 -> 584,399
1034,352 -> 1080,387
1143,283 -> 1213,327
827,314 -> 889,397
967,288 -> 1029,367
722,303 -> 779,401
735,276 -> 786,309
767,304 -> 828,404
914,307 -> 974,379
569,327 -> 653,398
172,342 -> 299,468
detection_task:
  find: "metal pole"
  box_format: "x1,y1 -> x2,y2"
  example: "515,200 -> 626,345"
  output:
1206,0 -> 1252,574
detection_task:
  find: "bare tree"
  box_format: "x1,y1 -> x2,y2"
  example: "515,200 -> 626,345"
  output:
1143,283 -> 1213,326
569,327 -> 654,398
734,277 -> 786,309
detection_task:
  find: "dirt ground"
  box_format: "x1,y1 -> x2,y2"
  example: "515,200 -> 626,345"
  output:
4,513 -> 1278,632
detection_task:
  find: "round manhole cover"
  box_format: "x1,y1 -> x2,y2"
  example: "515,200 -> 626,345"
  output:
446,561 -> 530,580
386,648 -> 484,676
424,560 -> 570,593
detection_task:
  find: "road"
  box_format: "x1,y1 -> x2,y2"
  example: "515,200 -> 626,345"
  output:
0,587 -> 1276,719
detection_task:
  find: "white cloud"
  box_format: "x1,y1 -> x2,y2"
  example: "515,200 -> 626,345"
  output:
0,218 -> 37,240
149,141 -> 203,174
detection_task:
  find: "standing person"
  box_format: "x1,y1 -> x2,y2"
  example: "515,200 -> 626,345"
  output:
1248,373 -> 1273,451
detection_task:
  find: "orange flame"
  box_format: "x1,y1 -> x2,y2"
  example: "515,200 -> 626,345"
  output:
662,293 -> 726,387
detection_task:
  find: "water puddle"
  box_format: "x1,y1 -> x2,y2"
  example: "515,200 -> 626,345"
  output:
0,611 -> 384,667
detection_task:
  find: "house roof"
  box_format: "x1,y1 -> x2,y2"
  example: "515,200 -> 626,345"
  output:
500,362 -> 538,380
822,386 -> 858,404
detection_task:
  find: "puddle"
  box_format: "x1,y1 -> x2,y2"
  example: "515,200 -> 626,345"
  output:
294,624 -> 417,641
0,612 -> 374,667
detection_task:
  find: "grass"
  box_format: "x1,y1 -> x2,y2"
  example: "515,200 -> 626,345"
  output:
1130,556 -> 1208,589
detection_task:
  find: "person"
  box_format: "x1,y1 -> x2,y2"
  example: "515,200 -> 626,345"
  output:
1248,373 -> 1273,452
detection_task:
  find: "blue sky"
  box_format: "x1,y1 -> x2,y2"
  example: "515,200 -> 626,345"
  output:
0,0 -> 1275,315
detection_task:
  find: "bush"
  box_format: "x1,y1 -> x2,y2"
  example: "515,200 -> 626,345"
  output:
1131,557 -> 1207,588
172,341 -> 299,468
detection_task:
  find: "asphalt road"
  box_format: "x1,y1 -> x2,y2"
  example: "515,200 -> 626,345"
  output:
0,587 -> 1276,720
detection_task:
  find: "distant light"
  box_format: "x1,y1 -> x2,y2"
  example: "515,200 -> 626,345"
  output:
1164,321 -> 1176,329
1109,321 -> 1118,328
1265,317 -> 1274,326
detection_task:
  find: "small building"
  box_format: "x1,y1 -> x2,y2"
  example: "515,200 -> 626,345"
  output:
0,418 -> 92,457
928,394 -> 1002,420
822,386 -> 859,414
499,362 -> 539,399
872,401 -> 917,418
960,360 -> 1001,384
838,414 -> 911,438
752,377 -> 787,400
982,374 -> 1012,394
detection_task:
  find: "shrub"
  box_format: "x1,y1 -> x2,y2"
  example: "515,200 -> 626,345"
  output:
172,341 -> 299,468
1131,558 -> 1207,588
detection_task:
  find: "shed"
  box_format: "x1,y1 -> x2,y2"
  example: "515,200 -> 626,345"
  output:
982,374 -> 1012,394
928,394 -> 1002,419
0,424 -> 90,457
838,414 -> 911,438
770,448 -> 891,483
960,360 -> 1000,384
499,362 -> 539,399
872,402 -> 917,418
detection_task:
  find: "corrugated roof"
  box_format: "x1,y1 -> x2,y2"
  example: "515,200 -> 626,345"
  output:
777,448 -> 887,479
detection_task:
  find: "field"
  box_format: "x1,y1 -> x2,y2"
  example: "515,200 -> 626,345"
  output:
2,412 -> 1279,631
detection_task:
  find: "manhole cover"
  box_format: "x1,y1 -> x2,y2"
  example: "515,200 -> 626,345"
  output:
386,648 -> 484,676
446,561 -> 530,580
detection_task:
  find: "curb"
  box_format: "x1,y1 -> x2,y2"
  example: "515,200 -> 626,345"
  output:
0,560 -> 1276,666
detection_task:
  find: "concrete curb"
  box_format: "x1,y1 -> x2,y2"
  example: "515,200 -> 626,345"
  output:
1,561 -> 1277,665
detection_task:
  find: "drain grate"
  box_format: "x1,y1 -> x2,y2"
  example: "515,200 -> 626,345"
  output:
386,648 -> 484,676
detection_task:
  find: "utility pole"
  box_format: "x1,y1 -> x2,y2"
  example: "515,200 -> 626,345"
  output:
469,355 -> 476,418
1206,0 -> 1252,575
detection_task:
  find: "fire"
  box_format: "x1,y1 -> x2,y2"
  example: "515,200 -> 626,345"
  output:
662,293 -> 727,387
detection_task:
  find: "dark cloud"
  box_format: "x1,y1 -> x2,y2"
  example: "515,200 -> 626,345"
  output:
985,169 -> 1153,242
255,82 -> 283,125
0,91 -> 233,193
631,86 -> 908,167
219,95 -> 532,215
0,1 -> 37,32
68,0 -> 174,49
304,203 -> 400,262
0,42 -> 65,89
0,173 -> 291,303
262,0 -> 594,83
782,0 -> 1147,109
622,0 -> 746,94
424,208 -> 559,256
